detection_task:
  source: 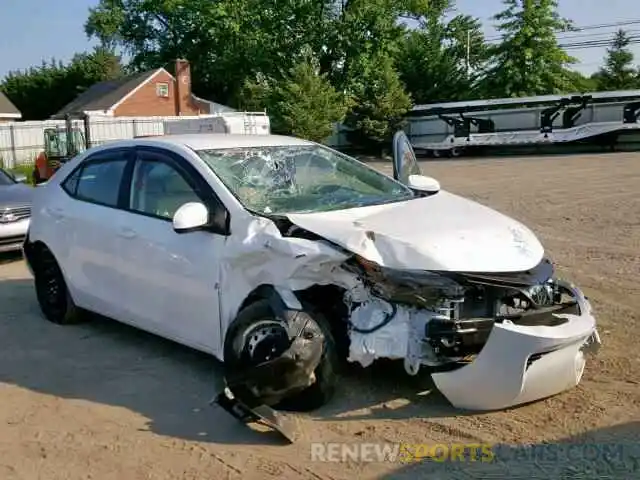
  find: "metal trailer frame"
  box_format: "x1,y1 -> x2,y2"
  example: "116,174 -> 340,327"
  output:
410,88 -> 640,115
410,95 -> 640,157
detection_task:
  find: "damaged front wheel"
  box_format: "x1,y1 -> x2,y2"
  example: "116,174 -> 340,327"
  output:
223,299 -> 339,412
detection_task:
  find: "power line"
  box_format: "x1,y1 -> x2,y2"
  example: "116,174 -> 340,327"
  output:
555,29 -> 640,42
569,19 -> 640,32
483,31 -> 640,51
484,19 -> 640,43
561,38 -> 640,50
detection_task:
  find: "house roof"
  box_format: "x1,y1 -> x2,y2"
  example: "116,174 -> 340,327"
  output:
0,91 -> 21,117
51,69 -> 164,119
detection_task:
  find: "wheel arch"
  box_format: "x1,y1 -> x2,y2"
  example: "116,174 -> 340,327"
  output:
232,285 -> 303,326
23,236 -> 78,302
22,236 -> 53,272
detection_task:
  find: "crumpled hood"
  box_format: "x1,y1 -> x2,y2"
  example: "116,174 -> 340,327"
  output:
0,184 -> 33,209
286,191 -> 545,272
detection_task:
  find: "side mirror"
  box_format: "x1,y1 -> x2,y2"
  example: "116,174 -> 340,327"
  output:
173,202 -> 210,233
407,174 -> 440,195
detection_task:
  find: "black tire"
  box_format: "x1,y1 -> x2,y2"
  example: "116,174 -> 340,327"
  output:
32,247 -> 83,325
223,298 -> 338,412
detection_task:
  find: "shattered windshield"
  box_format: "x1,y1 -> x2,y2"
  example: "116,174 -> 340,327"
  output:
196,144 -> 415,214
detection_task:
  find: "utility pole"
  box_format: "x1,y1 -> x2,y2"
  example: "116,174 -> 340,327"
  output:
466,29 -> 471,77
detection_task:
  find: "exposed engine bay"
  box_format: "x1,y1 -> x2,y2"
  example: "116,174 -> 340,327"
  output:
341,255 -> 580,371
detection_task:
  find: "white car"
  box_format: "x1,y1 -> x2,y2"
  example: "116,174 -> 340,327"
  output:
23,132 -> 600,413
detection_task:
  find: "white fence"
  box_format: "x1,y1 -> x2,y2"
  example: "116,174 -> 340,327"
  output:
0,113 -> 271,168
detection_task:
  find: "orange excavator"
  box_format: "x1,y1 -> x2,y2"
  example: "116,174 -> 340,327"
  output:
33,126 -> 86,184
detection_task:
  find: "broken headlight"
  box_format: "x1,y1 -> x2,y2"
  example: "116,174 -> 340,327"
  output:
520,281 -> 560,307
351,255 -> 467,309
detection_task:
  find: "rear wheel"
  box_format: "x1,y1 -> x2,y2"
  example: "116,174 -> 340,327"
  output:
32,247 -> 83,325
223,299 -> 338,412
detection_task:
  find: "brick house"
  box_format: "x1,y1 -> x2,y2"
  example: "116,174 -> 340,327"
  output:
0,91 -> 21,122
52,59 -> 230,119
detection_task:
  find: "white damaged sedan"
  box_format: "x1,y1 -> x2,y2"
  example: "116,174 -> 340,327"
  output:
23,131 -> 600,421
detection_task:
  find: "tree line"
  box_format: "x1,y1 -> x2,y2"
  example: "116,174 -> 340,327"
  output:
3,0 -> 640,147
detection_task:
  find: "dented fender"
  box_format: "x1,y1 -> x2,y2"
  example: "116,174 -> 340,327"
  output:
273,286 -> 304,311
216,215 -> 355,357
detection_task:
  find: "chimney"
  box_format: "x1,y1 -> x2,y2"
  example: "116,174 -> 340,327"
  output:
174,59 -> 192,116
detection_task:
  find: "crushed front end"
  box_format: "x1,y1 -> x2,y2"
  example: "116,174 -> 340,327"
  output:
342,256 -> 601,411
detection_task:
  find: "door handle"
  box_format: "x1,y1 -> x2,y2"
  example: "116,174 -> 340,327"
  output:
117,228 -> 138,239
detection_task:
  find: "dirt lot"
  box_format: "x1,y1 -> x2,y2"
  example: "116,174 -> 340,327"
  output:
1,152 -> 639,479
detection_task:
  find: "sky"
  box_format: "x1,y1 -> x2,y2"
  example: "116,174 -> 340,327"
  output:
1,0 -> 640,79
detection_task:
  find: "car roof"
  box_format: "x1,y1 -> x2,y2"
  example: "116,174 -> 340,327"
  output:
118,134 -> 314,151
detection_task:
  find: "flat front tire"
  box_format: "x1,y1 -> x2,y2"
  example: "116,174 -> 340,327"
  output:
223,299 -> 339,412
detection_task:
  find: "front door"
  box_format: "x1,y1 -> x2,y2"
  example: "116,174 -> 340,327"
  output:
392,130 -> 421,185
115,146 -> 227,354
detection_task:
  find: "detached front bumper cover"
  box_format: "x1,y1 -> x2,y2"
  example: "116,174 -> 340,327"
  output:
432,280 -> 601,411
213,387 -> 298,443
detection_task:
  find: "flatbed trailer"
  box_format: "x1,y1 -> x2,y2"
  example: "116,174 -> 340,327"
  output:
413,121 -> 640,157
408,92 -> 640,157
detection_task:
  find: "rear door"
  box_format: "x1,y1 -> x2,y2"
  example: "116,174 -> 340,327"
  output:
55,148 -> 134,318
392,130 -> 421,185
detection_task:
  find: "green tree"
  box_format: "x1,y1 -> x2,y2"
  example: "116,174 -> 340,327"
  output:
479,0 -> 577,98
323,1 -> 415,148
344,52 -> 412,148
594,29 -> 640,91
329,0 -> 405,89
396,2 -> 489,103
241,57 -> 351,143
85,0 -> 334,105
326,0 -> 433,89
84,0 -> 418,149
0,47 -> 124,120
564,70 -> 598,93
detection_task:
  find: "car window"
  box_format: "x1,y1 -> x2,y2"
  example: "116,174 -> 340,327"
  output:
129,159 -> 202,220
61,168 -> 81,196
75,159 -> 128,207
196,144 -> 414,214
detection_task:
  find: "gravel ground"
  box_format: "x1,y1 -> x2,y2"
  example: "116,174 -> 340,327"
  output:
0,152 -> 638,479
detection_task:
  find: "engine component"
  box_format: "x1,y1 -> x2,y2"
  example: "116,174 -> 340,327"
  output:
344,257 -> 582,369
